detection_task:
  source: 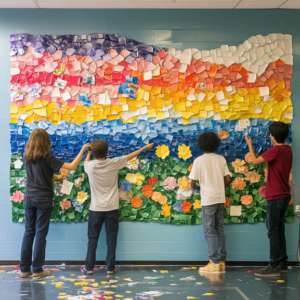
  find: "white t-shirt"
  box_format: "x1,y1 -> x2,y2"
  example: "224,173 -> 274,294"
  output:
189,153 -> 231,206
84,156 -> 127,211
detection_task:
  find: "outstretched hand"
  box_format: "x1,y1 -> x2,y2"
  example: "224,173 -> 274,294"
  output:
245,135 -> 252,147
82,143 -> 91,151
144,143 -> 154,150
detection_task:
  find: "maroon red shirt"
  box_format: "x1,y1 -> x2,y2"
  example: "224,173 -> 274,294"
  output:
261,145 -> 293,201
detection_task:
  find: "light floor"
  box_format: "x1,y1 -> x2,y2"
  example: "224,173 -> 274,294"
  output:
0,265 -> 299,300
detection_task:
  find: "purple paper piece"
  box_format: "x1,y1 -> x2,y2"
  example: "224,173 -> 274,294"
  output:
91,52 -> 102,61
66,48 -> 75,56
73,35 -> 81,43
145,45 -> 153,53
119,37 -> 126,45
96,49 -> 105,57
125,42 -> 134,51
90,33 -> 98,39
103,54 -> 112,62
34,35 -> 44,42
109,34 -> 119,41
10,34 -> 18,42
97,33 -> 104,39
102,40 -> 111,48
17,48 -> 25,55
87,48 -> 96,57
48,44 -> 57,54
83,42 -> 93,51
125,55 -> 136,64
73,42 -> 80,50
113,46 -> 123,53
35,47 -> 45,54
145,54 -> 153,62
16,41 -> 23,48
78,48 -> 87,56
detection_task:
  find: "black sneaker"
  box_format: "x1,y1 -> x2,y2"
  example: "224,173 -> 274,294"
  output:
83,269 -> 93,275
255,266 -> 280,277
107,268 -> 118,274
280,265 -> 288,273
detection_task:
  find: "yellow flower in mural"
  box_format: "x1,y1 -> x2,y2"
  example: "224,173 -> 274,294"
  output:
76,191 -> 88,204
193,200 -> 202,209
231,159 -> 245,167
161,204 -> 171,217
156,145 -> 170,160
178,144 -> 192,161
125,173 -> 145,186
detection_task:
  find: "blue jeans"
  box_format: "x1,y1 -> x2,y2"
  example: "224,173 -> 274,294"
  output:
85,210 -> 119,271
202,204 -> 227,264
266,197 -> 290,269
20,196 -> 52,273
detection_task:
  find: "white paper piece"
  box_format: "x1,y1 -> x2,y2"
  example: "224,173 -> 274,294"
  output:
105,92 -> 111,105
61,92 -> 71,101
197,93 -> 206,102
207,111 -> 214,118
122,104 -> 129,111
60,180 -> 74,195
54,78 -> 67,89
254,106 -> 262,114
285,112 -> 293,119
238,119 -> 250,129
219,99 -> 228,106
139,107 -> 148,115
230,206 -> 242,216
216,90 -> 225,101
19,113 -> 29,120
225,86 -> 236,95
144,71 -> 152,81
52,87 -> 61,98
14,159 -> 23,169
247,73 -> 257,83
259,86 -> 270,97
214,113 -> 221,120
121,112 -> 130,121
98,94 -> 105,104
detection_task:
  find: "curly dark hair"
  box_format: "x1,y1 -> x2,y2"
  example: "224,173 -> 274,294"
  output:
197,132 -> 220,153
269,122 -> 289,143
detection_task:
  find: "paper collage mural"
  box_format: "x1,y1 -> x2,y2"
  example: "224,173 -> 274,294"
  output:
10,33 -> 295,224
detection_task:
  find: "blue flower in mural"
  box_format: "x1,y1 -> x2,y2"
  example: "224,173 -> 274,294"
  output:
72,200 -> 83,213
121,180 -> 132,192
173,202 -> 182,213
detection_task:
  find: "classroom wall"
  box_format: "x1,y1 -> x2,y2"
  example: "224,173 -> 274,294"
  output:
0,9 -> 299,262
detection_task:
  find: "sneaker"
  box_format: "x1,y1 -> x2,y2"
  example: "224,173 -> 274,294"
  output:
33,270 -> 50,279
218,261 -> 226,273
255,266 -> 280,277
280,265 -> 288,273
107,268 -> 118,274
199,261 -> 221,273
83,269 -> 93,275
21,271 -> 33,278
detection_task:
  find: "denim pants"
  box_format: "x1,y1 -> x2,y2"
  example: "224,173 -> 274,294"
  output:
85,209 -> 119,271
20,196 -> 52,273
266,197 -> 290,269
202,203 -> 227,264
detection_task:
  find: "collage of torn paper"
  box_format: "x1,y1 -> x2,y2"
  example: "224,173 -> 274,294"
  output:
10,33 -> 295,224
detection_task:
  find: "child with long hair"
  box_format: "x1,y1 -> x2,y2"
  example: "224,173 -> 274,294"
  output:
20,128 -> 90,279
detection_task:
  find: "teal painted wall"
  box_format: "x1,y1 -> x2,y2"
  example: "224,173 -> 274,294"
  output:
0,9 -> 299,262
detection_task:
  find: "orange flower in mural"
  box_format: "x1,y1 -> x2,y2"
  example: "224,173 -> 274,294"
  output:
244,171 -> 261,184
231,177 -> 246,190
241,195 -> 253,206
161,204 -> 171,217
158,195 -> 168,205
188,164 -> 193,172
289,198 -> 293,205
245,153 -> 252,163
234,165 -> 248,174
182,201 -> 192,213
177,176 -> 192,192
142,185 -> 153,198
225,197 -> 231,207
131,196 -> 143,208
152,192 -> 162,202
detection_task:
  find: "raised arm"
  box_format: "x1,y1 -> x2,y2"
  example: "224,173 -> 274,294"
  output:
126,143 -> 154,161
85,151 -> 92,162
245,136 -> 265,165
62,144 -> 91,170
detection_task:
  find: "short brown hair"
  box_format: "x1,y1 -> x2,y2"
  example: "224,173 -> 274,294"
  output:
91,140 -> 108,159
24,129 -> 51,163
